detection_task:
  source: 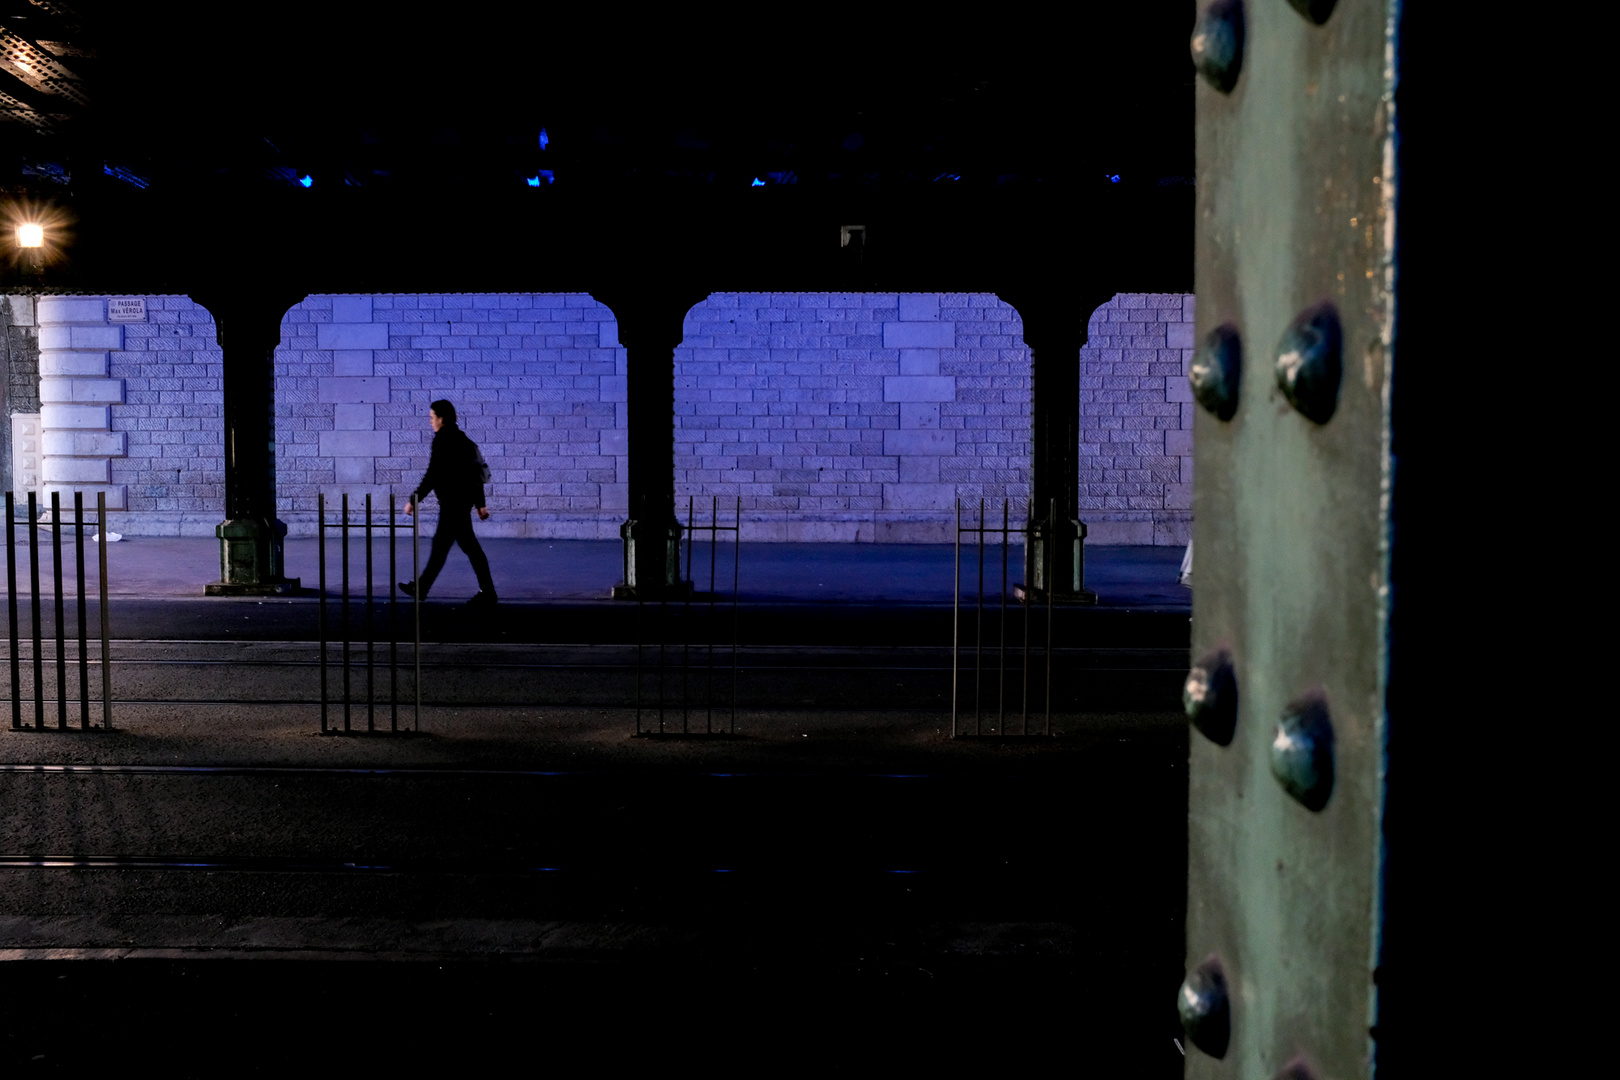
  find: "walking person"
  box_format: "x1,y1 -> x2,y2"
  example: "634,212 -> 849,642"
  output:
399,399 -> 498,607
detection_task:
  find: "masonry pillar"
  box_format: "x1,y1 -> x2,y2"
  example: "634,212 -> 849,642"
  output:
192,290 -> 305,595
595,288 -> 705,600
1002,285 -> 1114,603
35,297 -> 128,514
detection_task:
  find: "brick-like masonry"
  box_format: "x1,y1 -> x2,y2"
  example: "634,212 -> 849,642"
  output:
17,292 -> 1193,544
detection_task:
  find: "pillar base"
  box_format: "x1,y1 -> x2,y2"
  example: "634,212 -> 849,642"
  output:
208,517 -> 301,596
1020,516 -> 1099,605
613,513 -> 690,601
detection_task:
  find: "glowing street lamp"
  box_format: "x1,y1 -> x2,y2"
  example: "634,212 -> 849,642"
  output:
17,223 -> 43,248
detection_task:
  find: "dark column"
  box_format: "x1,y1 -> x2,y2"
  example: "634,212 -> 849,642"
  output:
1001,285 -> 1115,603
192,290 -> 306,595
594,288 -> 707,600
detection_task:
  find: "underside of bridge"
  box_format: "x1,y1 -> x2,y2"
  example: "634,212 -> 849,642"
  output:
2,2 -> 1193,598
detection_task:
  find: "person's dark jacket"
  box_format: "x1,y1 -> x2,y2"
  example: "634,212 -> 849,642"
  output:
411,423 -> 485,510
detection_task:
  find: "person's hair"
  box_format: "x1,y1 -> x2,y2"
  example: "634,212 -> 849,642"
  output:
430,399 -> 457,425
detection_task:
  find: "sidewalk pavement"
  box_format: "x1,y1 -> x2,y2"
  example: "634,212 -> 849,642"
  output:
4,534 -> 1191,611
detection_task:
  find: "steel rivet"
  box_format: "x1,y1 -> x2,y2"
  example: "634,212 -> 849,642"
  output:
1285,0 -> 1337,25
1273,1056 -> 1320,1080
1189,323 -> 1242,421
1177,955 -> 1231,1058
1183,647 -> 1237,746
1270,691 -> 1335,812
1190,0 -> 1245,94
1275,301 -> 1342,424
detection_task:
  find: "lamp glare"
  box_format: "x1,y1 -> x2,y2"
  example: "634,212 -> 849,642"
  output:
18,224 -> 44,248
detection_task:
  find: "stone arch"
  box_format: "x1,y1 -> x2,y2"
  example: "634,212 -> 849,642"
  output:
673,292 -> 1030,543
1076,293 -> 1195,545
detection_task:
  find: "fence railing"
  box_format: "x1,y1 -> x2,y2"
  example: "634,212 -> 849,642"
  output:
953,497 -> 1054,738
317,492 -> 417,734
5,491 -> 112,732
636,495 -> 741,736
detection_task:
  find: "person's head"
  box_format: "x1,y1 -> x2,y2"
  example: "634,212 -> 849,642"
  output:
430,399 -> 457,432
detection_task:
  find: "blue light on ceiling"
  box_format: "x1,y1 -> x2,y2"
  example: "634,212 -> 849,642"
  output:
1107,174 -> 1120,183
526,176 -> 541,187
538,128 -> 550,150
298,174 -> 313,188
751,177 -> 765,187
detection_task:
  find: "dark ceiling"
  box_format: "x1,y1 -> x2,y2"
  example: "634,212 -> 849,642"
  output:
1,1 -> 1197,294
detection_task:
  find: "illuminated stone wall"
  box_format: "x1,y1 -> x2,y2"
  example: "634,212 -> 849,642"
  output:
27,291 -> 1194,544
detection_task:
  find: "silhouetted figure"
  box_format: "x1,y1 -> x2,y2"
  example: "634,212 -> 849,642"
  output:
399,399 -> 497,606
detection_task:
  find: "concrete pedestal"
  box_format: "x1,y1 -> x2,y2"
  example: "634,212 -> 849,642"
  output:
612,514 -> 690,600
1019,515 -> 1098,605
207,517 -> 300,596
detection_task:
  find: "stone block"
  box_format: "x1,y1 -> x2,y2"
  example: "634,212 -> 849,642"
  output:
331,296 -> 373,323
40,377 -> 124,405
1165,483 -> 1193,510
899,349 -> 939,375
38,297 -> 106,324
42,430 -> 125,457
899,456 -> 940,483
333,350 -> 375,376
41,404 -> 110,430
1166,429 -> 1194,457
319,430 -> 390,458
39,351 -> 110,377
318,377 -> 391,404
43,457 -> 111,484
72,326 -> 124,350
1167,322 -> 1195,349
882,322 -> 955,349
335,457 -> 376,484
883,482 -> 954,510
4,295 -> 36,325
900,402 -> 940,429
43,484 -> 126,510
316,323 -> 390,350
898,294 -> 940,322
883,429 -> 955,456
884,376 -> 955,403
334,404 -> 375,430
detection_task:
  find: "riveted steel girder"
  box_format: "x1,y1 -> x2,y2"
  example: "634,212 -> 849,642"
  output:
1185,1 -> 1394,1076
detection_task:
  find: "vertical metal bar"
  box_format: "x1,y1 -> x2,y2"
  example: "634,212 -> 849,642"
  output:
51,492 -> 65,730
98,494 -> 110,730
341,492 -> 351,734
390,494 -> 398,734
658,596 -> 667,735
707,495 -> 716,736
1046,498 -> 1055,737
682,496 -> 691,736
6,492 -> 19,731
29,492 -> 42,731
635,592 -> 644,735
365,493 -> 375,733
951,498 -> 960,739
975,497 -> 984,736
75,493 -> 88,729
412,507 -> 420,732
1022,503 -> 1031,736
318,493 -> 328,733
731,496 -> 739,735
998,499 -> 1007,736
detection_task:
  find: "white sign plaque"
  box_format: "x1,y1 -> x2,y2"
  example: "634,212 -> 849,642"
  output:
108,298 -> 146,323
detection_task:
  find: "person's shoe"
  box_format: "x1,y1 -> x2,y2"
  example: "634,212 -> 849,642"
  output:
398,580 -> 421,598
467,590 -> 497,608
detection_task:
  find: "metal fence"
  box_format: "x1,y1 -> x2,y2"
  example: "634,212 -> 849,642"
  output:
953,498 -> 1054,737
635,496 -> 741,736
5,491 -> 112,732
317,492 -> 418,734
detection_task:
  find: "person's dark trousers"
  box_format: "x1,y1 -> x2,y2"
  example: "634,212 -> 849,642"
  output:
417,508 -> 495,597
